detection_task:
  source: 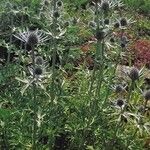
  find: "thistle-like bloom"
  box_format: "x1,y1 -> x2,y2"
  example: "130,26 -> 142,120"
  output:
99,0 -> 120,11
116,99 -> 125,107
129,67 -> 139,81
14,29 -> 49,46
115,17 -> 136,29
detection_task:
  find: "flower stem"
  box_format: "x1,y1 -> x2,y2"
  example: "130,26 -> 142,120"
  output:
51,0 -> 58,103
31,45 -> 37,150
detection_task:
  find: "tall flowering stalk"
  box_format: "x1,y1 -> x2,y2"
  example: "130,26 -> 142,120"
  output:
14,29 -> 48,149
51,0 -> 58,102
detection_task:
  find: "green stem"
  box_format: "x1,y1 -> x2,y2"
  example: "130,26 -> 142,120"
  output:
95,39 -> 105,98
102,51 -> 121,108
31,45 -> 37,150
88,2 -> 99,97
51,0 -> 58,103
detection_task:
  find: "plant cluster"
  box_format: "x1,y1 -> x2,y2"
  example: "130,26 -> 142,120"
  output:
0,0 -> 150,150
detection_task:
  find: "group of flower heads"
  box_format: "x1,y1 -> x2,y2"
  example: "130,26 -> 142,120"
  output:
114,67 -> 150,115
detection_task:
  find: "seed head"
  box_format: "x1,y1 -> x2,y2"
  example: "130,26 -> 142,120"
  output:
101,1 -> 109,12
27,32 -> 39,46
129,67 -> 139,81
120,18 -> 128,26
34,67 -> 43,75
116,99 -> 124,107
144,90 -> 150,101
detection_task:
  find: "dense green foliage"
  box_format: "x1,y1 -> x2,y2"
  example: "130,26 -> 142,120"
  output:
0,0 -> 150,150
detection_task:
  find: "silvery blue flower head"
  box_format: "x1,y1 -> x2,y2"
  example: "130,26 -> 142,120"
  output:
14,28 -> 49,46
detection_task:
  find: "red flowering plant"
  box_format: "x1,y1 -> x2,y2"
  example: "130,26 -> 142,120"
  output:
131,39 -> 150,68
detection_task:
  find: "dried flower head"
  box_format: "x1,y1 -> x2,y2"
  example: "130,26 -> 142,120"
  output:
144,90 -> 150,101
14,29 -> 48,46
129,67 -> 139,81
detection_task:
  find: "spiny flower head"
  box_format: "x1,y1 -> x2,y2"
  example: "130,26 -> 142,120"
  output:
99,0 -> 120,12
14,29 -> 48,46
95,30 -> 105,41
101,1 -> 110,12
34,66 -> 43,75
129,67 -> 139,81
27,32 -> 39,46
116,99 -> 125,107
